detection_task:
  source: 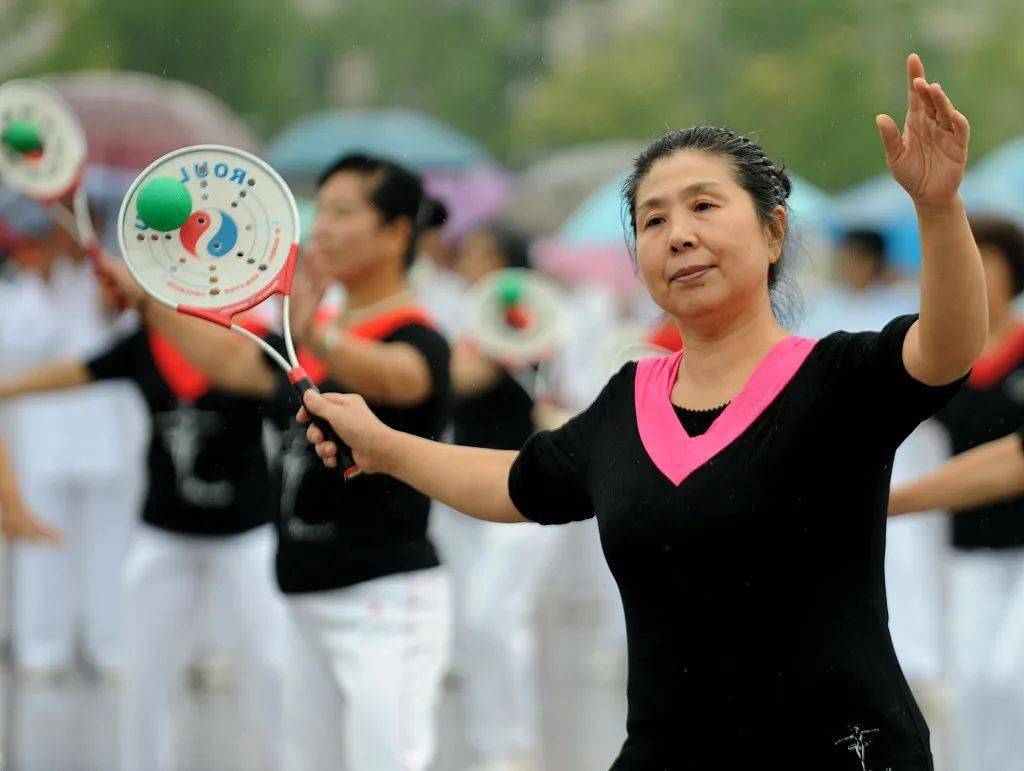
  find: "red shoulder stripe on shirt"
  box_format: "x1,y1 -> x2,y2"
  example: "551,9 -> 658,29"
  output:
296,306 -> 436,387
969,322 -> 1024,390
148,314 -> 270,402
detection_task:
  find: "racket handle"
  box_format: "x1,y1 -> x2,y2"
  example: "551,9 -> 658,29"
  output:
291,376 -> 363,481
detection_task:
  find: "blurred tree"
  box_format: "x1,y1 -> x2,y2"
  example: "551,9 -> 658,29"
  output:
6,0 -> 1022,190
23,0 -> 312,136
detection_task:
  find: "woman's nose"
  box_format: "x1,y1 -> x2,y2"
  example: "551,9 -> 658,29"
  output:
668,222 -> 698,253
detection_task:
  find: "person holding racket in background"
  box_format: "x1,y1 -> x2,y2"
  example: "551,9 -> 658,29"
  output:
112,150 -> 452,771
0,180 -> 289,769
0,188 -> 138,680
435,224 -> 557,771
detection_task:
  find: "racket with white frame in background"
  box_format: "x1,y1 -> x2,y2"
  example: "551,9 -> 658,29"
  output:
116,143 -> 361,479
465,267 -> 568,402
0,79 -> 101,263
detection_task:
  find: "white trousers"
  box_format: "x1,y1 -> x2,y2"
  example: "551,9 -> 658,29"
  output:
119,524 -> 286,771
282,568 -> 451,771
12,473 -> 137,669
950,549 -> 1024,771
433,504 -> 556,760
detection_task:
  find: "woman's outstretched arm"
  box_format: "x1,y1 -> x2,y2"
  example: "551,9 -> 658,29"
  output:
890,433 -> 1024,516
0,360 -> 92,400
876,53 -> 987,386
299,390 -> 527,523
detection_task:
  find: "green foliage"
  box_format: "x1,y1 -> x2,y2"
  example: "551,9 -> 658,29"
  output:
8,0 -> 1022,190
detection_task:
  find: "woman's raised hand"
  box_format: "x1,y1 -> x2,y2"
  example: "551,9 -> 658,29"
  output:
876,53 -> 970,206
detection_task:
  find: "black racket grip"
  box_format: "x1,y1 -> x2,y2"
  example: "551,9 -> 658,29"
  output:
292,376 -> 363,481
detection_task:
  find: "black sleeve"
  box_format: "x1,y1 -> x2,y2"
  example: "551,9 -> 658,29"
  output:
834,314 -> 968,447
507,368 -> 623,525
385,324 -> 451,404
84,327 -> 145,382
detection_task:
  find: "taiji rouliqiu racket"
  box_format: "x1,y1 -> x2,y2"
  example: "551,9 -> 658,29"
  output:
116,144 -> 361,480
0,79 -> 100,264
465,267 -> 568,401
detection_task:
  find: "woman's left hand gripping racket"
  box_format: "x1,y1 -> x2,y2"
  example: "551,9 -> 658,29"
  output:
117,144 -> 362,480
0,79 -> 101,265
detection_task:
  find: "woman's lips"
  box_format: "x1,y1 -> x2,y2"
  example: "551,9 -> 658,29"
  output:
670,265 -> 714,284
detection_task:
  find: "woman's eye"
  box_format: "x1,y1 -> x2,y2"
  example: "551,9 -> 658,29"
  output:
645,216 -> 664,229
694,201 -> 715,212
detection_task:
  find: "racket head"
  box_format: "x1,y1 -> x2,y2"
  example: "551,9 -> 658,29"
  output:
466,268 -> 568,367
0,79 -> 86,202
117,144 -> 300,327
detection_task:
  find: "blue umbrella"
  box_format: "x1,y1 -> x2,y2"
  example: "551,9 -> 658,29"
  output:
268,109 -> 509,241
832,173 -> 921,272
267,108 -> 492,180
962,136 -> 1024,224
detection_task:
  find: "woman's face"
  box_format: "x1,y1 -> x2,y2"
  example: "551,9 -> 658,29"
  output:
454,230 -> 505,285
979,243 -> 1016,322
633,149 -> 784,323
309,171 -> 406,284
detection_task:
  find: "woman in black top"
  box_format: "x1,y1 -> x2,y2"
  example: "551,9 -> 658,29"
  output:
928,216 -> 1024,771
301,54 -> 986,770
0,318 -> 286,771
132,154 -> 453,771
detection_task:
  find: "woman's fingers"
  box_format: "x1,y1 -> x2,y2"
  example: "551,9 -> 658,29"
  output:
906,53 -> 927,113
306,423 -> 323,444
876,114 -> 903,164
913,77 -> 936,120
930,83 -> 958,132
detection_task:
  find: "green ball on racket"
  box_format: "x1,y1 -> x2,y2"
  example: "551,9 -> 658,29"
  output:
498,276 -> 523,306
136,177 -> 193,232
2,122 -> 44,154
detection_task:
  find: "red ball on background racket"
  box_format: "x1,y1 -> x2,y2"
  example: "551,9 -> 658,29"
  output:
116,144 -> 361,480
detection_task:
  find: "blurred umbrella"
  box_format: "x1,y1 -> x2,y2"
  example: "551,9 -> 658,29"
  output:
501,141 -> 641,237
268,108 -> 490,179
833,140 -> 1024,274
962,137 -> 1024,224
535,172 -> 832,296
43,71 -> 262,172
830,173 -> 920,272
267,108 -> 508,242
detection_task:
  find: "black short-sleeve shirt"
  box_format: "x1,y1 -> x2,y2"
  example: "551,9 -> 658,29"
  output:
935,326 -> 1024,549
509,315 -> 963,770
85,327 -> 274,536
452,370 -> 534,451
265,319 -> 451,594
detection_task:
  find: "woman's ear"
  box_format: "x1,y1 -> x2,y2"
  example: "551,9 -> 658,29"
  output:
767,205 -> 788,263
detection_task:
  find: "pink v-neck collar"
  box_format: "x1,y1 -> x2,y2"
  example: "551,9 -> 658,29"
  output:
634,336 -> 817,486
